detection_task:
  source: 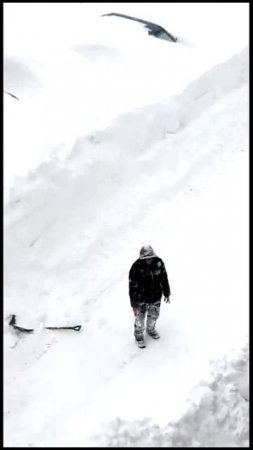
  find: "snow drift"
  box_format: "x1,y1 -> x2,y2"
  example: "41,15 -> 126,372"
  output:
4,15 -> 249,445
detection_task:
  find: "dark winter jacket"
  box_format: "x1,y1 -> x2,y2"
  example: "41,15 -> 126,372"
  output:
129,257 -> 171,307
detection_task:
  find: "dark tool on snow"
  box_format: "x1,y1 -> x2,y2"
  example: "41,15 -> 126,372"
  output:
4,90 -> 20,100
45,325 -> 82,332
9,314 -> 34,333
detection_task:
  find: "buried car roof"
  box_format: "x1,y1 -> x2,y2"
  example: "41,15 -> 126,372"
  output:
101,12 -> 177,43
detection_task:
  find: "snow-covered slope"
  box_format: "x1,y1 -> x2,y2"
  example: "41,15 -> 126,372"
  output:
4,43 -> 249,446
4,3 -> 249,197
4,47 -> 249,324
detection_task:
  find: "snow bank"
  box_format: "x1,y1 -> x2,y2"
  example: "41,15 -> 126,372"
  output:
91,345 -> 249,447
4,48 -> 249,326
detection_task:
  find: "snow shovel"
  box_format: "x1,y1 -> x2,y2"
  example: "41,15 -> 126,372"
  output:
44,325 -> 82,332
9,314 -> 34,333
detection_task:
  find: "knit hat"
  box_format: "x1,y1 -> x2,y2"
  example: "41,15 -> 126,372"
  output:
139,245 -> 156,259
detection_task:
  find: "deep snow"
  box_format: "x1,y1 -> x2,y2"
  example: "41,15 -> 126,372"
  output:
4,3 -> 249,447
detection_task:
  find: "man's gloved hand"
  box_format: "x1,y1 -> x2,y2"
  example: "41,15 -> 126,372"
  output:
164,296 -> 170,303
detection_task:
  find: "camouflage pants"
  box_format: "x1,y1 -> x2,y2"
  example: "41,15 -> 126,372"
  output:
133,301 -> 161,340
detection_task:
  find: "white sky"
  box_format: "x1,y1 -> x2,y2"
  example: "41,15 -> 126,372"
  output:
4,3 -> 249,447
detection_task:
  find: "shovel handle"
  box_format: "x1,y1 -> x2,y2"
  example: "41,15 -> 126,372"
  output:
45,325 -> 82,331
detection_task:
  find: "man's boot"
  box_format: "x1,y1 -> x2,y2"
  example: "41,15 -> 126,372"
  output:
136,337 -> 146,348
147,329 -> 160,339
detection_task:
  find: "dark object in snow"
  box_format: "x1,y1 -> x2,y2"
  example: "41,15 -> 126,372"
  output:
129,245 -> 171,343
130,246 -> 171,306
8,315 -> 82,333
9,315 -> 34,333
147,329 -> 160,339
136,339 -> 146,349
101,12 -> 177,43
45,325 -> 82,332
4,90 -> 20,100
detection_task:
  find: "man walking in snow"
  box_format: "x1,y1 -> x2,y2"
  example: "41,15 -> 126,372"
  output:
129,245 -> 171,348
